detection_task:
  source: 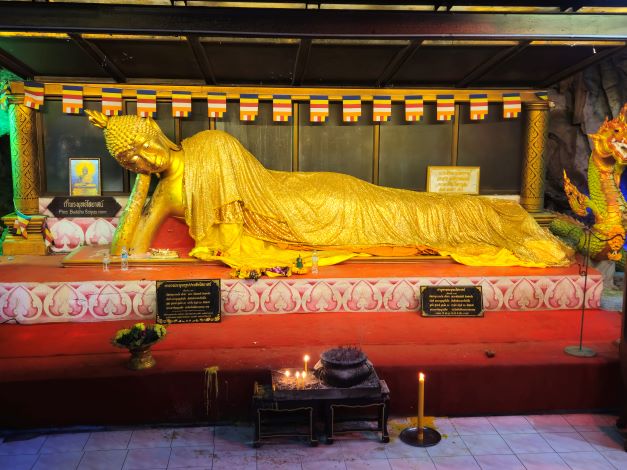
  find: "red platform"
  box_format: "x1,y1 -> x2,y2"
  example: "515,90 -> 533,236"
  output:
0,307 -> 620,428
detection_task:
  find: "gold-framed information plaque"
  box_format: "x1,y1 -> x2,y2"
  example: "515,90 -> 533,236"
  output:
420,285 -> 483,317
156,279 -> 221,323
426,166 -> 480,194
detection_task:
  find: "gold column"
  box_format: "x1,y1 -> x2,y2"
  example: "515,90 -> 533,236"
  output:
1,101 -> 47,255
9,102 -> 40,214
520,101 -> 549,213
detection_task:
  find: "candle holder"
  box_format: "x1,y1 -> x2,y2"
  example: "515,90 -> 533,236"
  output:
399,426 -> 441,447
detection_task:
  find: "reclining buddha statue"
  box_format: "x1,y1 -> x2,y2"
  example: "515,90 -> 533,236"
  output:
85,110 -> 572,269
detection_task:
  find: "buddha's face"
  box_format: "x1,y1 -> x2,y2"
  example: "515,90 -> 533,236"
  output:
116,134 -> 172,174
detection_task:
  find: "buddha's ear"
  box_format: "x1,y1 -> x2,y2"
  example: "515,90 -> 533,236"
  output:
146,116 -> 181,151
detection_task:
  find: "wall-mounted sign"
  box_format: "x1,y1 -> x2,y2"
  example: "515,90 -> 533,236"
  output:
47,196 -> 122,218
420,286 -> 483,317
156,279 -> 221,324
427,166 -> 480,194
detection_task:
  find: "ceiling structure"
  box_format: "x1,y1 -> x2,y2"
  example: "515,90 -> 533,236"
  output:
0,1 -> 626,89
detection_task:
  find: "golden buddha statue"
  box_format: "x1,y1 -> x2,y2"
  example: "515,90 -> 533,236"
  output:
86,110 -> 572,269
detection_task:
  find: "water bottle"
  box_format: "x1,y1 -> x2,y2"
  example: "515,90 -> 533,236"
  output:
102,252 -> 110,272
121,246 -> 129,271
311,250 -> 319,274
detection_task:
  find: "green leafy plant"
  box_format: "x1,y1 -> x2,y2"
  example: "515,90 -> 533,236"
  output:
112,322 -> 167,349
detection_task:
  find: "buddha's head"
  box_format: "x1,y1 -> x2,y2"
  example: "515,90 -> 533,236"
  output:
85,110 -> 181,174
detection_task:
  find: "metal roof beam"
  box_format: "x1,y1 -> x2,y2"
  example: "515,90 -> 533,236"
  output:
0,46 -> 34,78
376,39 -> 422,87
186,35 -> 217,85
457,40 -> 531,87
68,33 -> 126,83
1,3 -> 627,40
539,45 -> 626,87
292,38 -> 311,86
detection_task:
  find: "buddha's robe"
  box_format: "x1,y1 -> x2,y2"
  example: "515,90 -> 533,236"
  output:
181,130 -> 571,269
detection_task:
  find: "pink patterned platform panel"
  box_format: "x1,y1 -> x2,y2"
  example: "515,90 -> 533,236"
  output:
0,274 -> 602,324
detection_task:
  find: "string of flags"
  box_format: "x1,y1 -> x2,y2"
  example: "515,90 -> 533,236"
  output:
18,82 -> 545,123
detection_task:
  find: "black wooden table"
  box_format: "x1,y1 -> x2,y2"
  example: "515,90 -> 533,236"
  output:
252,376 -> 390,447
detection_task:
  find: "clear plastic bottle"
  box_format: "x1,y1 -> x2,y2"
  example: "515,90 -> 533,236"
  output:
120,246 -> 129,271
311,250 -> 319,274
102,252 -> 110,272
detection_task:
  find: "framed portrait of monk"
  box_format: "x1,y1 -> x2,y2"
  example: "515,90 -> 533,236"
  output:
69,158 -> 101,196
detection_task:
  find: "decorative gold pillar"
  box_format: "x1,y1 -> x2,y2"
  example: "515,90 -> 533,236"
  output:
520,101 -> 550,213
1,100 -> 47,255
9,102 -> 40,214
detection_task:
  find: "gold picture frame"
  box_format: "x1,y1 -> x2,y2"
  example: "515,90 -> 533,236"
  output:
69,157 -> 101,196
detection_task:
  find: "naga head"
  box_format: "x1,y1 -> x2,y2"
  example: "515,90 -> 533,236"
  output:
589,103 -> 627,164
85,110 -> 181,174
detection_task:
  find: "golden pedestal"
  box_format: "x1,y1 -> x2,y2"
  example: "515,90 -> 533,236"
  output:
1,214 -> 48,256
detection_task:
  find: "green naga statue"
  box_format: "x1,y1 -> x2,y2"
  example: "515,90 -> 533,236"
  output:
550,104 -> 627,264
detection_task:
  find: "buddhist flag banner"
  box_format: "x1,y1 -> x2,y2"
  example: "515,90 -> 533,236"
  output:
13,209 -> 31,239
405,95 -> 424,122
436,95 -> 455,121
207,92 -> 227,118
469,94 -> 488,121
273,95 -> 292,122
24,81 -> 44,110
536,91 -> 549,101
373,96 -> 392,122
343,96 -> 361,122
101,88 -> 123,116
310,95 -> 329,122
43,220 -> 54,248
62,85 -> 83,115
172,91 -> 192,118
503,93 -> 521,119
136,89 -> 157,118
240,94 -> 259,121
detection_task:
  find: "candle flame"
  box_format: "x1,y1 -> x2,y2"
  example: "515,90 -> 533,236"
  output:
304,354 -> 310,362
284,370 -> 291,377
295,371 -> 300,378
419,372 -> 425,381
302,371 -> 307,379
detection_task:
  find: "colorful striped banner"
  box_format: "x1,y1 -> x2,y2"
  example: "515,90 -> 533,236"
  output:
136,89 -> 157,118
240,94 -> 259,121
343,96 -> 361,122
405,95 -> 424,122
373,96 -> 392,122
13,209 -> 31,239
310,95 -> 329,123
503,93 -> 521,119
437,95 -> 455,121
207,92 -> 227,118
273,95 -> 292,122
24,81 -> 44,110
101,88 -> 122,116
172,91 -> 192,118
62,85 -> 83,115
469,93 -> 488,121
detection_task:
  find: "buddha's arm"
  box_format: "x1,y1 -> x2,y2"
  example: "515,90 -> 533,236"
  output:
130,178 -> 184,254
111,173 -> 151,255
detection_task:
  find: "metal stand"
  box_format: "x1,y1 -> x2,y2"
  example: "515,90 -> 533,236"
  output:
399,426 -> 441,447
564,228 -> 596,358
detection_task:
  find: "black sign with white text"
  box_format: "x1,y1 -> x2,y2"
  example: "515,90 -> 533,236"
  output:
47,197 -> 121,218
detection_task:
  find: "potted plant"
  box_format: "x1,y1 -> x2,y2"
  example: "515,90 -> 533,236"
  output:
112,322 -> 167,370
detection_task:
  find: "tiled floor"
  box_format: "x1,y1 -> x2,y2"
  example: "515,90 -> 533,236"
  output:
0,414 -> 626,469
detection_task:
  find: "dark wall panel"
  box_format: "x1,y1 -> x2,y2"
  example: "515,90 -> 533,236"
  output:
299,102 -> 373,181
457,103 -> 523,193
378,104 -> 452,191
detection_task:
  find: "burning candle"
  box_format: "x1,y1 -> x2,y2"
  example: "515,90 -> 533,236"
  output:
418,372 -> 425,440
304,354 -> 310,374
295,371 -> 301,389
302,371 -> 307,387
